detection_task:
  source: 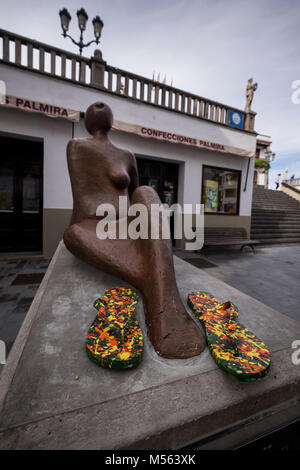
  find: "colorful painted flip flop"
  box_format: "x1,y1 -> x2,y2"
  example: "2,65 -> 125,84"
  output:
187,291 -> 271,381
86,287 -> 144,369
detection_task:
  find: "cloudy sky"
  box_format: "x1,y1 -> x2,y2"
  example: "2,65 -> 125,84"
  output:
1,0 -> 300,186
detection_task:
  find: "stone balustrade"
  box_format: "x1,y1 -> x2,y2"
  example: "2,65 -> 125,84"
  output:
0,28 -> 255,132
281,181 -> 300,202
286,177 -> 300,187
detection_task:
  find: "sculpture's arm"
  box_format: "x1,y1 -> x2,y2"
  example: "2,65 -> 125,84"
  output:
66,138 -> 81,163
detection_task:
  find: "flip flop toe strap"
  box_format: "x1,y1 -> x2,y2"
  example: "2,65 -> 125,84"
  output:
93,290 -> 138,344
95,301 -> 131,344
219,301 -> 239,321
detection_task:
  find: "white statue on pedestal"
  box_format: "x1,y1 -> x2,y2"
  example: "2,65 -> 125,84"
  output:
245,78 -> 258,113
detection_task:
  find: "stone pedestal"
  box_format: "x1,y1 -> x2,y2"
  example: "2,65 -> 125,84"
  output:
244,110 -> 256,132
0,242 -> 299,449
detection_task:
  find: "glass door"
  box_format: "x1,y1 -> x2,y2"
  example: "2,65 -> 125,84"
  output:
136,156 -> 179,242
136,157 -> 179,205
0,163 -> 16,251
0,135 -> 43,252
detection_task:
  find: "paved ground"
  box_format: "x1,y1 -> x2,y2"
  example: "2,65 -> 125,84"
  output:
0,257 -> 50,356
0,244 -> 299,367
175,244 -> 300,323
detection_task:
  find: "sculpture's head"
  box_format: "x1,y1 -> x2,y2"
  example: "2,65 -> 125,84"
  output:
85,102 -> 113,135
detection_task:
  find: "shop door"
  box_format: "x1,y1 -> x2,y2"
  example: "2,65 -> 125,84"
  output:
136,157 -> 179,241
0,135 -> 43,252
136,157 -> 179,206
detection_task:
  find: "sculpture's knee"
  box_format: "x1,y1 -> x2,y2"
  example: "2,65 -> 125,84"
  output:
131,185 -> 161,206
63,223 -> 81,253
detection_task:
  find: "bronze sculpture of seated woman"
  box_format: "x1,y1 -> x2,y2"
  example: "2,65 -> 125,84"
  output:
63,102 -> 205,359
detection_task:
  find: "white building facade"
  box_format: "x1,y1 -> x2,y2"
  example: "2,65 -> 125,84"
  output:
254,134 -> 275,188
0,29 -> 257,257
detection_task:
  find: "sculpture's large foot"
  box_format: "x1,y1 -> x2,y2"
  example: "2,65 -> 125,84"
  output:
145,307 -> 206,359
142,289 -> 205,359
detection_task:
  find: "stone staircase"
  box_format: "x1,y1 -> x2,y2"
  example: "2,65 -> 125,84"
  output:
251,186 -> 300,244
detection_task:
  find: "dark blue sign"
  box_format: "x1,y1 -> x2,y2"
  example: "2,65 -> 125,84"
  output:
228,110 -> 244,129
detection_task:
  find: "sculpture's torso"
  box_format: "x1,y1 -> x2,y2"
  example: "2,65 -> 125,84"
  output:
67,137 -> 136,224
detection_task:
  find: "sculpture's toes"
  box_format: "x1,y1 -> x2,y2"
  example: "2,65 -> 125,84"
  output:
153,317 -> 206,359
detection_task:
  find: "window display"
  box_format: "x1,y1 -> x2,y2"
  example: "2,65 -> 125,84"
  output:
202,166 -> 240,214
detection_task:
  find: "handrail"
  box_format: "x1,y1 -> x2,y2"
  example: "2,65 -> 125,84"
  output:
0,28 -> 255,131
282,181 -> 300,195
286,178 -> 300,187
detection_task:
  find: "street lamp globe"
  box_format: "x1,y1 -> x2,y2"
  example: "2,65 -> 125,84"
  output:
92,16 -> 104,42
77,8 -> 88,32
59,8 -> 71,35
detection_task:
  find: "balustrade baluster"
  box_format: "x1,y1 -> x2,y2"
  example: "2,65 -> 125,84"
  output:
116,73 -> 121,93
15,39 -> 21,65
154,85 -> 159,105
225,109 -> 229,125
27,44 -> 33,68
3,36 -> 9,61
161,88 -> 166,106
221,107 -> 226,124
198,100 -> 204,117
124,76 -> 129,96
181,95 -> 186,113
132,78 -> 137,99
39,48 -> 45,72
193,99 -> 198,116
204,102 -> 209,119
61,54 -> 66,78
147,83 -> 152,103
79,61 -> 86,83
108,70 -> 113,91
51,51 -> 56,76
175,92 -> 179,111
71,58 -> 76,80
168,90 -> 173,109
140,81 -> 145,101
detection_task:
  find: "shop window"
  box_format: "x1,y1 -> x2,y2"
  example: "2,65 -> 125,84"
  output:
202,166 -> 240,215
136,157 -> 178,208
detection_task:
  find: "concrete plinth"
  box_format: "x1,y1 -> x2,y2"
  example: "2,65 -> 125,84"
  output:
0,241 -> 299,449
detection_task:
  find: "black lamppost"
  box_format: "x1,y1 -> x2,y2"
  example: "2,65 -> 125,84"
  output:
265,150 -> 276,162
59,8 -> 104,55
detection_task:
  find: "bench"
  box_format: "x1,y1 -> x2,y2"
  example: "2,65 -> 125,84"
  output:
201,227 -> 259,252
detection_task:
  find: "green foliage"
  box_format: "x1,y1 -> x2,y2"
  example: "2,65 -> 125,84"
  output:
255,159 -> 270,170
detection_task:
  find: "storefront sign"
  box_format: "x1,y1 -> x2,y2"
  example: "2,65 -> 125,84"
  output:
113,120 -> 255,158
1,95 -> 80,122
0,95 -> 253,156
